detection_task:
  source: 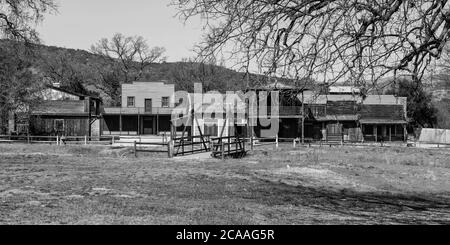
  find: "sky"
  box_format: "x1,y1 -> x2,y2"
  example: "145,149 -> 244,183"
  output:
36,0 -> 204,62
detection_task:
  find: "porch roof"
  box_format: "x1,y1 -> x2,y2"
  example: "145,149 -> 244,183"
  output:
314,115 -> 359,121
360,119 -> 407,125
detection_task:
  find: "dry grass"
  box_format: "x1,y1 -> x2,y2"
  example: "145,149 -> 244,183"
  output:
1,143 -> 450,224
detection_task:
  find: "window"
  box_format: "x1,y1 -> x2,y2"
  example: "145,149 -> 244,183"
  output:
162,97 -> 170,108
54,119 -> 64,132
127,97 -> 135,107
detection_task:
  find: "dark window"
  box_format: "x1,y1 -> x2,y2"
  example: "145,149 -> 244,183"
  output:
54,119 -> 64,132
162,97 -> 170,107
127,97 -> 135,107
363,125 -> 374,135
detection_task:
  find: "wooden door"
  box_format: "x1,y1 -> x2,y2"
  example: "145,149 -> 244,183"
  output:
145,99 -> 152,113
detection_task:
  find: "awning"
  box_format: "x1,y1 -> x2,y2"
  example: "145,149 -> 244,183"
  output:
314,115 -> 359,122
359,119 -> 407,125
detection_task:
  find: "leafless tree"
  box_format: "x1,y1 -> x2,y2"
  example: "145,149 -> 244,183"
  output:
90,33 -> 167,83
173,0 -> 450,91
0,0 -> 57,42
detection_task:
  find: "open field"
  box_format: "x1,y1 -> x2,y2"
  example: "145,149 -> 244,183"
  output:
1,143 -> 450,224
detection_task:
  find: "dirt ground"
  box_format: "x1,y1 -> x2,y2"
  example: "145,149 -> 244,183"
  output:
1,143 -> 450,225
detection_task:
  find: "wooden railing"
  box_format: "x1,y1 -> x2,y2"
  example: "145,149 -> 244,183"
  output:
103,107 -> 174,115
173,135 -> 211,157
211,136 -> 247,159
0,135 -> 117,145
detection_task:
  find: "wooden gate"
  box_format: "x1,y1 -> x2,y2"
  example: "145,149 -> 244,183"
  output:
211,136 -> 247,159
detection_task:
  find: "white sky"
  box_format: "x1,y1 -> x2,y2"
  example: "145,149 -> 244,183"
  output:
36,0 -> 204,62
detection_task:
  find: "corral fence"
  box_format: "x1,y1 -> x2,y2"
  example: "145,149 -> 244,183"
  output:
173,135 -> 211,157
211,136 -> 248,159
133,135 -> 212,158
0,135 -> 117,145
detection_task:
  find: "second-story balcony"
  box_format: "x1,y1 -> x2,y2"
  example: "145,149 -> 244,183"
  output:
103,107 -> 174,115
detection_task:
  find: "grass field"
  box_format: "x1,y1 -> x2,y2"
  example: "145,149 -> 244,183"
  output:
1,143 -> 450,225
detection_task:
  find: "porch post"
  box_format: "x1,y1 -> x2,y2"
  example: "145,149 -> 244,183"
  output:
374,125 -> 378,142
137,112 -> 140,136
403,124 -> 407,142
389,125 -> 392,142
157,111 -> 160,136
119,113 -> 123,136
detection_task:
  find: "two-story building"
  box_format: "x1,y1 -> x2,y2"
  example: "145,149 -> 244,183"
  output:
102,81 -> 175,135
249,83 -> 408,142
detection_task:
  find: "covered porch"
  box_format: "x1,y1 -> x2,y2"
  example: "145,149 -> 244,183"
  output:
360,119 -> 407,142
102,108 -> 173,136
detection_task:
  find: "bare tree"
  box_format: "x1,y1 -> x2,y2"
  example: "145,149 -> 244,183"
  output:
172,0 -> 450,91
0,0 -> 57,42
90,33 -> 167,83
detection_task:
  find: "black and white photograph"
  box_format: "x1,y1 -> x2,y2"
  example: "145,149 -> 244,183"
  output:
1,0 -> 450,234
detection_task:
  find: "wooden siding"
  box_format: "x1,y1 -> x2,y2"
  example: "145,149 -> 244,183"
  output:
30,116 -> 90,136
326,101 -> 358,115
33,100 -> 88,115
121,82 -> 175,108
360,105 -> 405,120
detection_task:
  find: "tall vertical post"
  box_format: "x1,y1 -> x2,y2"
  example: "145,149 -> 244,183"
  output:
157,112 -> 160,136
301,90 -> 305,145
134,141 -> 137,158
137,111 -> 140,136
119,113 -> 123,136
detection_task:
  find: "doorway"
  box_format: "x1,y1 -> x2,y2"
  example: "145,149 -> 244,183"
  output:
145,99 -> 152,113
143,117 -> 154,135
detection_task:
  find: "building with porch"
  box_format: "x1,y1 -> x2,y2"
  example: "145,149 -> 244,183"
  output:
249,83 -> 408,142
9,84 -> 102,137
102,81 -> 175,136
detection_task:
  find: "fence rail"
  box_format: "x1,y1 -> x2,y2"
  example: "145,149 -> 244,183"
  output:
211,136 -> 247,159
0,135 -> 117,145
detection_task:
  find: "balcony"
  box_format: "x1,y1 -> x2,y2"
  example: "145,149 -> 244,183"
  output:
103,107 -> 174,115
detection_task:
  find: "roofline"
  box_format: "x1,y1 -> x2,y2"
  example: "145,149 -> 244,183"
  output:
45,85 -> 101,101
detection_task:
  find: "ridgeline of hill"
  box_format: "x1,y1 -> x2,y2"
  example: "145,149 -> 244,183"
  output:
1,39 -> 285,106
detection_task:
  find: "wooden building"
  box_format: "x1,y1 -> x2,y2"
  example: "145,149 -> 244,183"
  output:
9,84 -> 102,137
249,84 -> 408,142
102,81 -> 175,135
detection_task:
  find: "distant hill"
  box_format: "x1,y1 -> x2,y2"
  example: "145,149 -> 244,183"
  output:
0,39 -> 287,106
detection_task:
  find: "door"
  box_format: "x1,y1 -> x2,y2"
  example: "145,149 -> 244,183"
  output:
143,117 -> 154,135
145,99 -> 152,113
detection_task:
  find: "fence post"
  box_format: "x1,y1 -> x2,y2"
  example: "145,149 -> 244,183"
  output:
250,137 -> 254,150
84,135 -> 88,145
221,142 -> 225,161
56,135 -> 59,146
276,135 -> 279,148
112,136 -> 115,145
134,141 -> 137,158
167,140 -> 173,158
293,139 -> 297,148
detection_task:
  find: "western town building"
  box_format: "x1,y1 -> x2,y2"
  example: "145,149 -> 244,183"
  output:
102,81 -> 175,136
250,83 -> 408,142
7,80 -> 408,143
8,84 -> 102,137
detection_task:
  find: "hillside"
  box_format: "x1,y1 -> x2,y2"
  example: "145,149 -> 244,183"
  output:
0,39 -> 279,106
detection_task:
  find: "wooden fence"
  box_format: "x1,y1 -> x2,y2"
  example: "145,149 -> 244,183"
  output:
0,135 -> 117,145
173,135 -> 211,157
211,136 -> 248,159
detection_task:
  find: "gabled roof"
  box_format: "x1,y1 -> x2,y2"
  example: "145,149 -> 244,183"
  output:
45,85 -> 101,101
